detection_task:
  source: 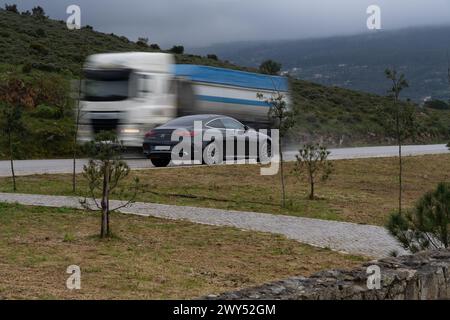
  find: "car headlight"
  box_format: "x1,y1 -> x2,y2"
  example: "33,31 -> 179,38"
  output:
121,128 -> 140,134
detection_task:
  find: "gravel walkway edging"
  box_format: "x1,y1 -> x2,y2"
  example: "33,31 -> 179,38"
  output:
0,192 -> 407,258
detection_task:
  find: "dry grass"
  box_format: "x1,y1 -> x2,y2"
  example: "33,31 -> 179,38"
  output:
0,203 -> 364,299
1,154 -> 449,226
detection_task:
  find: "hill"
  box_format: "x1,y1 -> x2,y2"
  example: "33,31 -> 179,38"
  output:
0,8 -> 449,159
0,8 -> 247,75
0,8 -> 250,159
192,26 -> 450,102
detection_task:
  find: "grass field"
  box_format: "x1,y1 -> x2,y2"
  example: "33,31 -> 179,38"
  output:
0,203 -> 364,299
1,154 -> 449,226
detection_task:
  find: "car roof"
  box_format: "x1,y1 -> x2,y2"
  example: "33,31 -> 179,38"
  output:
166,114 -> 234,123
159,114 -> 233,128
175,114 -> 225,121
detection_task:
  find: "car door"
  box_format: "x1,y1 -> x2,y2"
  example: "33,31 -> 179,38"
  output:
205,118 -> 227,158
220,117 -> 248,160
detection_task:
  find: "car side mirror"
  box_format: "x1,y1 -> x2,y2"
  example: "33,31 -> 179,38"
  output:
244,125 -> 249,131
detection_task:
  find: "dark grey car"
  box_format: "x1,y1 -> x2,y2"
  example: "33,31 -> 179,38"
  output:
143,114 -> 272,167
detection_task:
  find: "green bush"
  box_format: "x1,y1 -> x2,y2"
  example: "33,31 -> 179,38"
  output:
207,54 -> 218,61
259,59 -> 282,75
31,62 -> 60,73
424,99 -> 449,110
30,42 -> 49,55
169,45 -> 184,54
22,63 -> 32,73
35,28 -> 46,38
31,104 -> 61,119
63,233 -> 75,242
387,182 -> 450,252
4,4 -> 18,14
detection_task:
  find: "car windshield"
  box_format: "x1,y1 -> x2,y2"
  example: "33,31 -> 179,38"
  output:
83,69 -> 130,102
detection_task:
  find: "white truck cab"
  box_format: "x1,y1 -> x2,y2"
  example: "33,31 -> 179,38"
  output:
78,52 -> 177,148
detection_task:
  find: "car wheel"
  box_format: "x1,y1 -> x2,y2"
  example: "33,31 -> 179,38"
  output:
203,142 -> 223,165
258,140 -> 272,164
150,158 -> 170,167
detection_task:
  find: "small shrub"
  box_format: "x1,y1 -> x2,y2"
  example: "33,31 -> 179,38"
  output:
63,233 -> 75,242
31,63 -> 60,73
424,99 -> 449,110
30,42 -> 49,56
31,104 -> 61,119
150,43 -> 160,50
31,6 -> 47,19
387,182 -> 450,252
259,59 -> 282,75
136,37 -> 148,47
35,28 -> 46,38
169,45 -> 184,54
4,4 -> 19,14
207,54 -> 218,61
22,63 -> 33,74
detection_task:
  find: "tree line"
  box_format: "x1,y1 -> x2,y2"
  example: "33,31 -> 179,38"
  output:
4,3 -> 47,18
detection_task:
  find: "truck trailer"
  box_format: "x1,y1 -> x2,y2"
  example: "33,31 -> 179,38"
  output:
77,52 -> 289,148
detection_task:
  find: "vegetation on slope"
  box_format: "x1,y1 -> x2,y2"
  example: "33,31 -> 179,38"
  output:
0,7 -> 449,159
289,79 -> 450,146
0,8 -> 247,76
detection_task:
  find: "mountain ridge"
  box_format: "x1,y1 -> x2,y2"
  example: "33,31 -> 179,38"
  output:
192,25 -> 450,102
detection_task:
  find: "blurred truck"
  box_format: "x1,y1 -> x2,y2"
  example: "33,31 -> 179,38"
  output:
77,52 -> 289,149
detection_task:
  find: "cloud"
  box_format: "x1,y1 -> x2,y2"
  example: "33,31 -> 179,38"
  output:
2,0 -> 450,47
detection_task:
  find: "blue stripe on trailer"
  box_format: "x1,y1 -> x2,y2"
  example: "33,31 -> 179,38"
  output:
196,95 -> 271,107
174,64 -> 289,92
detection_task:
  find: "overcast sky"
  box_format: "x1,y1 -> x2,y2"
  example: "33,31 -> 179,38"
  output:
3,0 -> 450,48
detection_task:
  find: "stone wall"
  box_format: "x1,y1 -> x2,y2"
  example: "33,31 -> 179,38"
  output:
208,250 -> 450,300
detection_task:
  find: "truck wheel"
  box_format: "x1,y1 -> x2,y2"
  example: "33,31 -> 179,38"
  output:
150,158 -> 170,167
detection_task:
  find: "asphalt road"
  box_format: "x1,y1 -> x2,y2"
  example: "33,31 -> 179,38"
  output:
0,144 -> 448,177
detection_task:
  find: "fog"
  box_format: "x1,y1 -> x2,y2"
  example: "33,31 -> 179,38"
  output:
2,0 -> 450,47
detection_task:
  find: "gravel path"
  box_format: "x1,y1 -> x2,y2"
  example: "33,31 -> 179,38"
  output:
0,192 -> 407,258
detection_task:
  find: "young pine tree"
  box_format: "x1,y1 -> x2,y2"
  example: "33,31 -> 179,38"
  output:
81,131 -> 140,238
